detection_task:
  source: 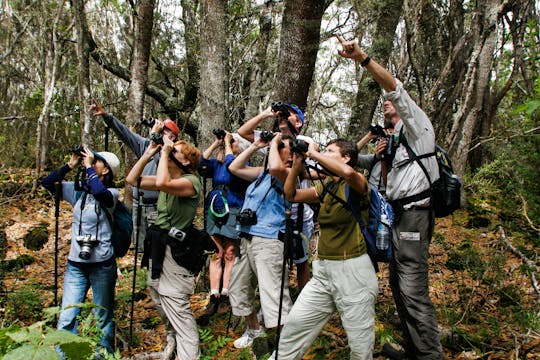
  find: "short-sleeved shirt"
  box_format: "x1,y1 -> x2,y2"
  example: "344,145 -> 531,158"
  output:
155,173 -> 201,230
315,178 -> 369,260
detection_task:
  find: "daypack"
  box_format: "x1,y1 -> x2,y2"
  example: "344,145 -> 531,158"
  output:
103,201 -> 133,257
399,134 -> 461,218
76,191 -> 133,258
321,183 -> 394,271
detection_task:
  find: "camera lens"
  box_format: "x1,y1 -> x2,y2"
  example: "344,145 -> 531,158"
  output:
79,247 -> 92,260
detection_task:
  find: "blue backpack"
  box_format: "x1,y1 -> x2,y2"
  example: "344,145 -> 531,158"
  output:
76,191 -> 133,258
346,185 -> 393,270
322,184 -> 393,271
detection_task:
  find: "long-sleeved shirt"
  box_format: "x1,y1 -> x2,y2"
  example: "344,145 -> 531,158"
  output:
42,164 -> 119,263
103,114 -> 160,203
384,81 -> 440,207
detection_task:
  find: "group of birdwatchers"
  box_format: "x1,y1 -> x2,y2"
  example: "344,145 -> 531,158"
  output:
41,37 -> 444,360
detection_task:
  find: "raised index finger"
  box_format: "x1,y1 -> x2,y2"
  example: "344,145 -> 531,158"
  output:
334,34 -> 345,44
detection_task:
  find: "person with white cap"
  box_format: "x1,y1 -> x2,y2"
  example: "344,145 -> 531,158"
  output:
41,146 -> 121,355
90,99 -> 179,357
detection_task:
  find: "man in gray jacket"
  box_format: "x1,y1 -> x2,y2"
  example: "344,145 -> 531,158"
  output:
337,36 -> 443,360
91,99 -> 179,359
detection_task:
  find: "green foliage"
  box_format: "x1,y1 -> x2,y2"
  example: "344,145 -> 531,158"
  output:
4,283 -> 45,323
198,327 -> 230,360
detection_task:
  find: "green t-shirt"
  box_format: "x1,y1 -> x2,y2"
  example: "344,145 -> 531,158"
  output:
156,173 -> 201,230
315,178 -> 369,260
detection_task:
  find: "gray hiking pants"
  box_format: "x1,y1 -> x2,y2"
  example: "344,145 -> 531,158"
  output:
389,208 -> 443,360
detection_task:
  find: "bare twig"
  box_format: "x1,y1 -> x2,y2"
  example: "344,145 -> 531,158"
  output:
498,226 -> 540,297
518,193 -> 540,233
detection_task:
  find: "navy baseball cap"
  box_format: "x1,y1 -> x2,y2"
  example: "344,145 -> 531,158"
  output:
283,103 -> 305,125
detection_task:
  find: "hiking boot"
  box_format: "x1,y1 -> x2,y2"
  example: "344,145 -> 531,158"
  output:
216,295 -> 232,314
381,342 -> 409,360
203,294 -> 219,317
233,327 -> 266,349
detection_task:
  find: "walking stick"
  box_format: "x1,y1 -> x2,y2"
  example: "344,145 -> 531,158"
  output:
104,125 -> 110,151
275,210 -> 293,360
129,178 -> 144,346
53,181 -> 61,325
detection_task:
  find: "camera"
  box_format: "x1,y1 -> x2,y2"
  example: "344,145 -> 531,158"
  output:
259,130 -> 275,142
70,145 -> 84,157
290,138 -> 309,155
381,134 -> 399,163
271,102 -> 291,118
237,209 -> 257,226
369,124 -> 386,137
150,131 -> 164,145
212,128 -> 226,140
168,227 -> 186,241
76,235 -> 98,260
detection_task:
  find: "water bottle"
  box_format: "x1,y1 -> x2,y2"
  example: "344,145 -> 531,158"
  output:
376,214 -> 390,251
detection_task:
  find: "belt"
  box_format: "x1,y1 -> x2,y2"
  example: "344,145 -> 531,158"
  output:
239,232 -> 252,241
142,198 -> 158,205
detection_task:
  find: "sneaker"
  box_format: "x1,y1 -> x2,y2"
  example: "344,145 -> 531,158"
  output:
216,295 -> 231,314
233,327 -> 266,349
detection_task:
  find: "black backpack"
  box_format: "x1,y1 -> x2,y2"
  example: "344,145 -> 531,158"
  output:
400,135 -> 461,218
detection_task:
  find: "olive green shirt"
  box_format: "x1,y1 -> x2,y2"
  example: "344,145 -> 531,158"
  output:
315,178 -> 369,260
156,173 -> 201,230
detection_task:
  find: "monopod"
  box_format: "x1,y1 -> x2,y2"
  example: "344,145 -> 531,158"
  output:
53,182 -> 61,325
275,210 -> 294,359
129,179 -> 143,346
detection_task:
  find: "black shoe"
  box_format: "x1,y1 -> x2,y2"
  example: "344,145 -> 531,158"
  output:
216,295 -> 232,314
203,294 -> 219,317
382,342 -> 408,360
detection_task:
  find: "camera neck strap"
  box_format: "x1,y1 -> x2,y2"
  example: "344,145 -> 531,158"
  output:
76,191 -> 101,240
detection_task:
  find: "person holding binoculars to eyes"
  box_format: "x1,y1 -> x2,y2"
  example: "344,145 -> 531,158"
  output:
42,146 -> 121,356
90,99 -> 179,355
126,135 -> 207,360
227,133 -> 294,350
198,130 -> 250,318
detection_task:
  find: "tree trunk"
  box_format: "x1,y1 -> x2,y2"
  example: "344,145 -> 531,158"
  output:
32,3 -> 63,195
199,0 -> 227,146
273,0 -> 328,111
448,0 -> 502,177
348,0 -> 403,140
73,0 -> 93,145
243,1 -> 273,122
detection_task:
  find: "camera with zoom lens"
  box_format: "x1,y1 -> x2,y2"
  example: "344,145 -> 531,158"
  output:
290,138 -> 309,155
212,128 -> 226,140
150,131 -> 164,145
271,101 -> 291,118
381,134 -> 400,163
259,130 -> 275,142
70,145 -> 84,157
168,227 -> 186,241
76,235 -> 98,260
237,209 -> 257,226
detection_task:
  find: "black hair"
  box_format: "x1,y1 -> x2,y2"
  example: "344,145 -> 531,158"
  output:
326,138 -> 358,168
102,171 -> 115,188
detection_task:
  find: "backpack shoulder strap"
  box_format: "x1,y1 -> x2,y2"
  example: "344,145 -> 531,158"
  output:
398,131 -> 436,187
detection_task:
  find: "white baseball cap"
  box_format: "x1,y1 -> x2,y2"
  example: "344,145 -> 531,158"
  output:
94,151 -> 121,177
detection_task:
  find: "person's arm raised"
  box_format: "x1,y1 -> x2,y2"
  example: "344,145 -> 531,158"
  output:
335,34 -> 396,93
237,106 -> 275,142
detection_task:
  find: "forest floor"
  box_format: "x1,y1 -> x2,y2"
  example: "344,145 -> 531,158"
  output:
1,174 -> 539,359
